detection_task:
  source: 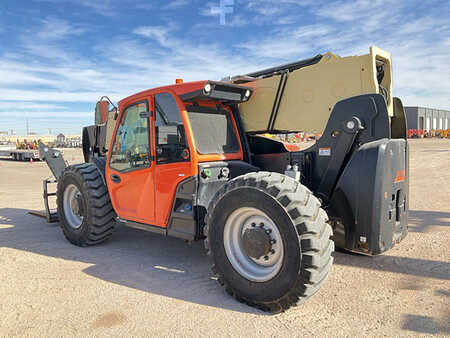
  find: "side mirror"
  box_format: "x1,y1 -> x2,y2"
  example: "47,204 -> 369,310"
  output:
95,101 -> 110,125
140,110 -> 153,118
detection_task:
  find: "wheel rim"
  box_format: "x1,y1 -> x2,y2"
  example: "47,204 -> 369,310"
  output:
63,184 -> 84,229
223,207 -> 284,282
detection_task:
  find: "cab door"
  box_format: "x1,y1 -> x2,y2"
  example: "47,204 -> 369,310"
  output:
153,92 -> 195,226
106,99 -> 156,225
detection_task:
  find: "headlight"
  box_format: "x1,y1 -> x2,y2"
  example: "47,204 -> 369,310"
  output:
245,89 -> 251,98
204,83 -> 212,93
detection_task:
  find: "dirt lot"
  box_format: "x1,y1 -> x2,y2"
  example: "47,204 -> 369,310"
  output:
0,139 -> 449,337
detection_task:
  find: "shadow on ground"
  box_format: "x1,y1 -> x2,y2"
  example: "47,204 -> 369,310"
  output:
333,250 -> 450,281
402,313 -> 450,335
0,208 -> 263,315
408,210 -> 450,233
331,209 -> 450,280
333,209 -> 450,334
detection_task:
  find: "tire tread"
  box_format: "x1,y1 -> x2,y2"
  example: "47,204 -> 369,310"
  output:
204,171 -> 334,313
57,163 -> 116,247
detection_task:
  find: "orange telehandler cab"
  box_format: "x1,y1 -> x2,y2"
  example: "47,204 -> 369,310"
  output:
39,48 -> 409,312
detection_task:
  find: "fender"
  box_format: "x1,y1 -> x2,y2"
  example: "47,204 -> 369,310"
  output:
89,156 -> 107,186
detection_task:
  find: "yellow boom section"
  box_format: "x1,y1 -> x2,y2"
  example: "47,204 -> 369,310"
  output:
238,46 -> 393,133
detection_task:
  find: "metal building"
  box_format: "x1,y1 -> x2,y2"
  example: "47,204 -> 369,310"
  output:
405,106 -> 450,131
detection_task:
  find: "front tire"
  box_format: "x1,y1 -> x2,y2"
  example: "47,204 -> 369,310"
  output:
205,172 -> 334,313
57,163 -> 116,246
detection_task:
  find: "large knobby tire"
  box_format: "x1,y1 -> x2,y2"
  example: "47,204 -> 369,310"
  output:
204,172 -> 334,313
57,163 -> 116,246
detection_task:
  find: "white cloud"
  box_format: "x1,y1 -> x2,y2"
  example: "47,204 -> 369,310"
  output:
243,0 -> 316,9
76,0 -> 116,14
0,102 -> 67,111
236,24 -> 333,60
199,2 -> 222,17
275,16 -> 298,25
18,17 -> 89,62
0,68 -> 60,87
33,0 -> 118,16
317,0 -> 397,22
163,0 -> 190,9
247,3 -> 285,16
133,26 -> 173,47
0,111 -> 92,118
0,89 -> 116,103
200,0 -> 317,27
37,17 -> 87,40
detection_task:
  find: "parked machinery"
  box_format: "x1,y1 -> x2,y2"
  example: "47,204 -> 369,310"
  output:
39,47 -> 408,312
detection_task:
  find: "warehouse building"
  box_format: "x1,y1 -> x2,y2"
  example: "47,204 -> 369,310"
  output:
405,106 -> 450,131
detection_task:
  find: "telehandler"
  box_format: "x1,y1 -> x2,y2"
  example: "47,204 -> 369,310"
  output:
38,46 -> 408,312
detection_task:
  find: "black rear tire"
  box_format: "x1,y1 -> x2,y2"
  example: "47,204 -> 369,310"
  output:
57,163 -> 116,246
205,172 -> 334,313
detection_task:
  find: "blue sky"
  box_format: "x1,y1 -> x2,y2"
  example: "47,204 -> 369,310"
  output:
0,0 -> 449,135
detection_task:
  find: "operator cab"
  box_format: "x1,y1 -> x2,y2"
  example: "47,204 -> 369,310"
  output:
104,80 -> 255,236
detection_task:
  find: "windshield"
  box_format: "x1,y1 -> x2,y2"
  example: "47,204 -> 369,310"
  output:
187,105 -> 240,154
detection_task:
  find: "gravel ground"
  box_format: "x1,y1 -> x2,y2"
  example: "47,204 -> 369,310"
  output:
0,139 -> 449,337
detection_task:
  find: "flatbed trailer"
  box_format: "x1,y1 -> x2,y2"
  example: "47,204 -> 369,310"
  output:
0,148 -> 40,161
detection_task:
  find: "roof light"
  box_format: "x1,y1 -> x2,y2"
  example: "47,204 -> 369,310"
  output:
176,78 -> 183,84
204,83 -> 212,93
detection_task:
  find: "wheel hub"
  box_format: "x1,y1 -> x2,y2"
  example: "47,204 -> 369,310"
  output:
63,184 -> 84,229
223,207 -> 284,282
70,194 -> 84,217
242,228 -> 271,259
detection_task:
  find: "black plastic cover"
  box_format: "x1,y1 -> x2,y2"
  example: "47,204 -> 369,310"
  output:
180,81 -> 253,103
167,176 -> 198,241
329,139 -> 408,255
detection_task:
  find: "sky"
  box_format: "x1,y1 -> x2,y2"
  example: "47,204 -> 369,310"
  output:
0,0 -> 449,135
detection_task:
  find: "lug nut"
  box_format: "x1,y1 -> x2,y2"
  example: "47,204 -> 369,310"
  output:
264,256 -> 269,261
251,223 -> 256,227
266,229 -> 272,234
270,249 -> 275,254
270,239 -> 277,244
259,222 -> 265,227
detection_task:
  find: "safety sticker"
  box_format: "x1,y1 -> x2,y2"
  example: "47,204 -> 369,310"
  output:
319,148 -> 331,156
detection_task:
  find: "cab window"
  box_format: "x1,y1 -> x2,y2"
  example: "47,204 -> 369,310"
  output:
110,101 -> 150,171
187,105 -> 240,154
154,93 -> 189,164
